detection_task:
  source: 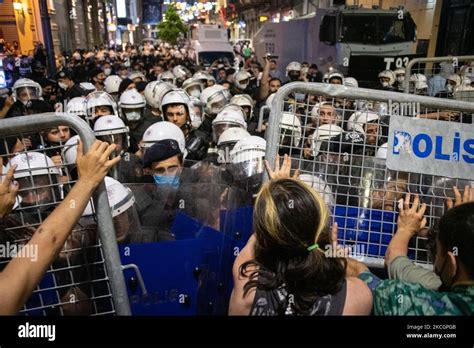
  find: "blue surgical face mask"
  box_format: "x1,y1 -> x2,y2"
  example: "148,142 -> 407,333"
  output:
153,175 -> 180,189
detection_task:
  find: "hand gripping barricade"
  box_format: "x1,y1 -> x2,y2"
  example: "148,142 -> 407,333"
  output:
0,113 -> 131,315
266,82 -> 474,268
404,55 -> 474,101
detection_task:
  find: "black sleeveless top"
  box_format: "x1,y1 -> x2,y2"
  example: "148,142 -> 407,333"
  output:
250,280 -> 347,316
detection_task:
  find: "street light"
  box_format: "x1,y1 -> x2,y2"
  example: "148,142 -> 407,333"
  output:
13,0 -> 25,16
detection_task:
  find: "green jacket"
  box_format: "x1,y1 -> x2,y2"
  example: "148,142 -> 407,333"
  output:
359,271 -> 474,315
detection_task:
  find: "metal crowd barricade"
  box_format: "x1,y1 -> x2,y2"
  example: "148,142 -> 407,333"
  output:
404,55 -> 474,101
267,82 -> 474,268
0,113 -> 130,315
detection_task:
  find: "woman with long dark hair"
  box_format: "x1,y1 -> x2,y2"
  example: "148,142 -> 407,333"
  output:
229,155 -> 372,315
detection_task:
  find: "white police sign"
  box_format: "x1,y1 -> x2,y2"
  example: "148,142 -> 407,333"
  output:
387,117 -> 474,180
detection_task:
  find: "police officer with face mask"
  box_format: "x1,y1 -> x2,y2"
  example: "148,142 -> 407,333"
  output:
133,139 -> 186,240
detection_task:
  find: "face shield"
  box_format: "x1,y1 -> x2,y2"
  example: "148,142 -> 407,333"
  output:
187,86 -> 201,98
212,123 -> 242,144
237,78 -> 250,90
207,93 -> 227,117
380,76 -> 391,88
16,86 -> 41,104
17,175 -> 61,214
85,181 -> 142,244
85,92 -> 117,123
370,171 -> 409,212
162,77 -> 175,84
111,195 -> 142,244
96,133 -> 129,154
288,71 -> 300,81
230,157 -> 265,193
122,107 -> 144,122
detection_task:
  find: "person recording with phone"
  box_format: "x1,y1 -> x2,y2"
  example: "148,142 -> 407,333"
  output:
259,54 -> 283,102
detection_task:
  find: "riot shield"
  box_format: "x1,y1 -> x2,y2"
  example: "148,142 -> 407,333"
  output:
120,166 -> 253,315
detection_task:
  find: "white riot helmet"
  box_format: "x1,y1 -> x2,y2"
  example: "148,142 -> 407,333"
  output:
378,70 -> 396,87
200,85 -> 231,118
84,91 -> 119,124
230,136 -> 266,189
93,115 -> 130,151
8,152 -> 61,179
160,89 -> 195,124
217,127 -> 251,148
161,71 -> 176,85
182,78 -> 204,98
230,135 -> 266,168
62,135 -> 80,167
409,73 -> 428,94
193,71 -> 216,86
193,71 -> 209,83
212,106 -> 247,143
66,96 -> 86,119
280,112 -> 302,147
172,65 -> 191,82
144,81 -> 176,109
230,94 -> 254,121
161,89 -> 191,115
217,128 -> 250,164
299,174 -> 335,208
347,111 -> 380,134
230,136 -> 266,163
234,70 -> 252,90
12,78 -> 42,104
7,152 -> 62,209
286,61 -> 302,76
128,71 -> 147,83
328,72 -> 345,84
83,176 -> 135,217
190,96 -> 204,128
394,68 -> 406,91
310,124 -> 343,157
83,176 -> 138,243
119,89 -> 146,122
447,74 -> 462,87
394,68 -> 405,82
446,74 -> 462,94
344,77 -> 358,88
79,82 -> 97,94
104,75 -> 122,94
141,121 -> 186,154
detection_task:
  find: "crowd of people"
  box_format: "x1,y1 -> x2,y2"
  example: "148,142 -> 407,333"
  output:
0,38 -> 473,316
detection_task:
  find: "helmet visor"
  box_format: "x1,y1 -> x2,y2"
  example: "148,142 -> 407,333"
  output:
17,86 -> 40,102
208,93 -> 227,115
231,157 -> 265,181
97,133 -> 129,152
212,123 -> 241,143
